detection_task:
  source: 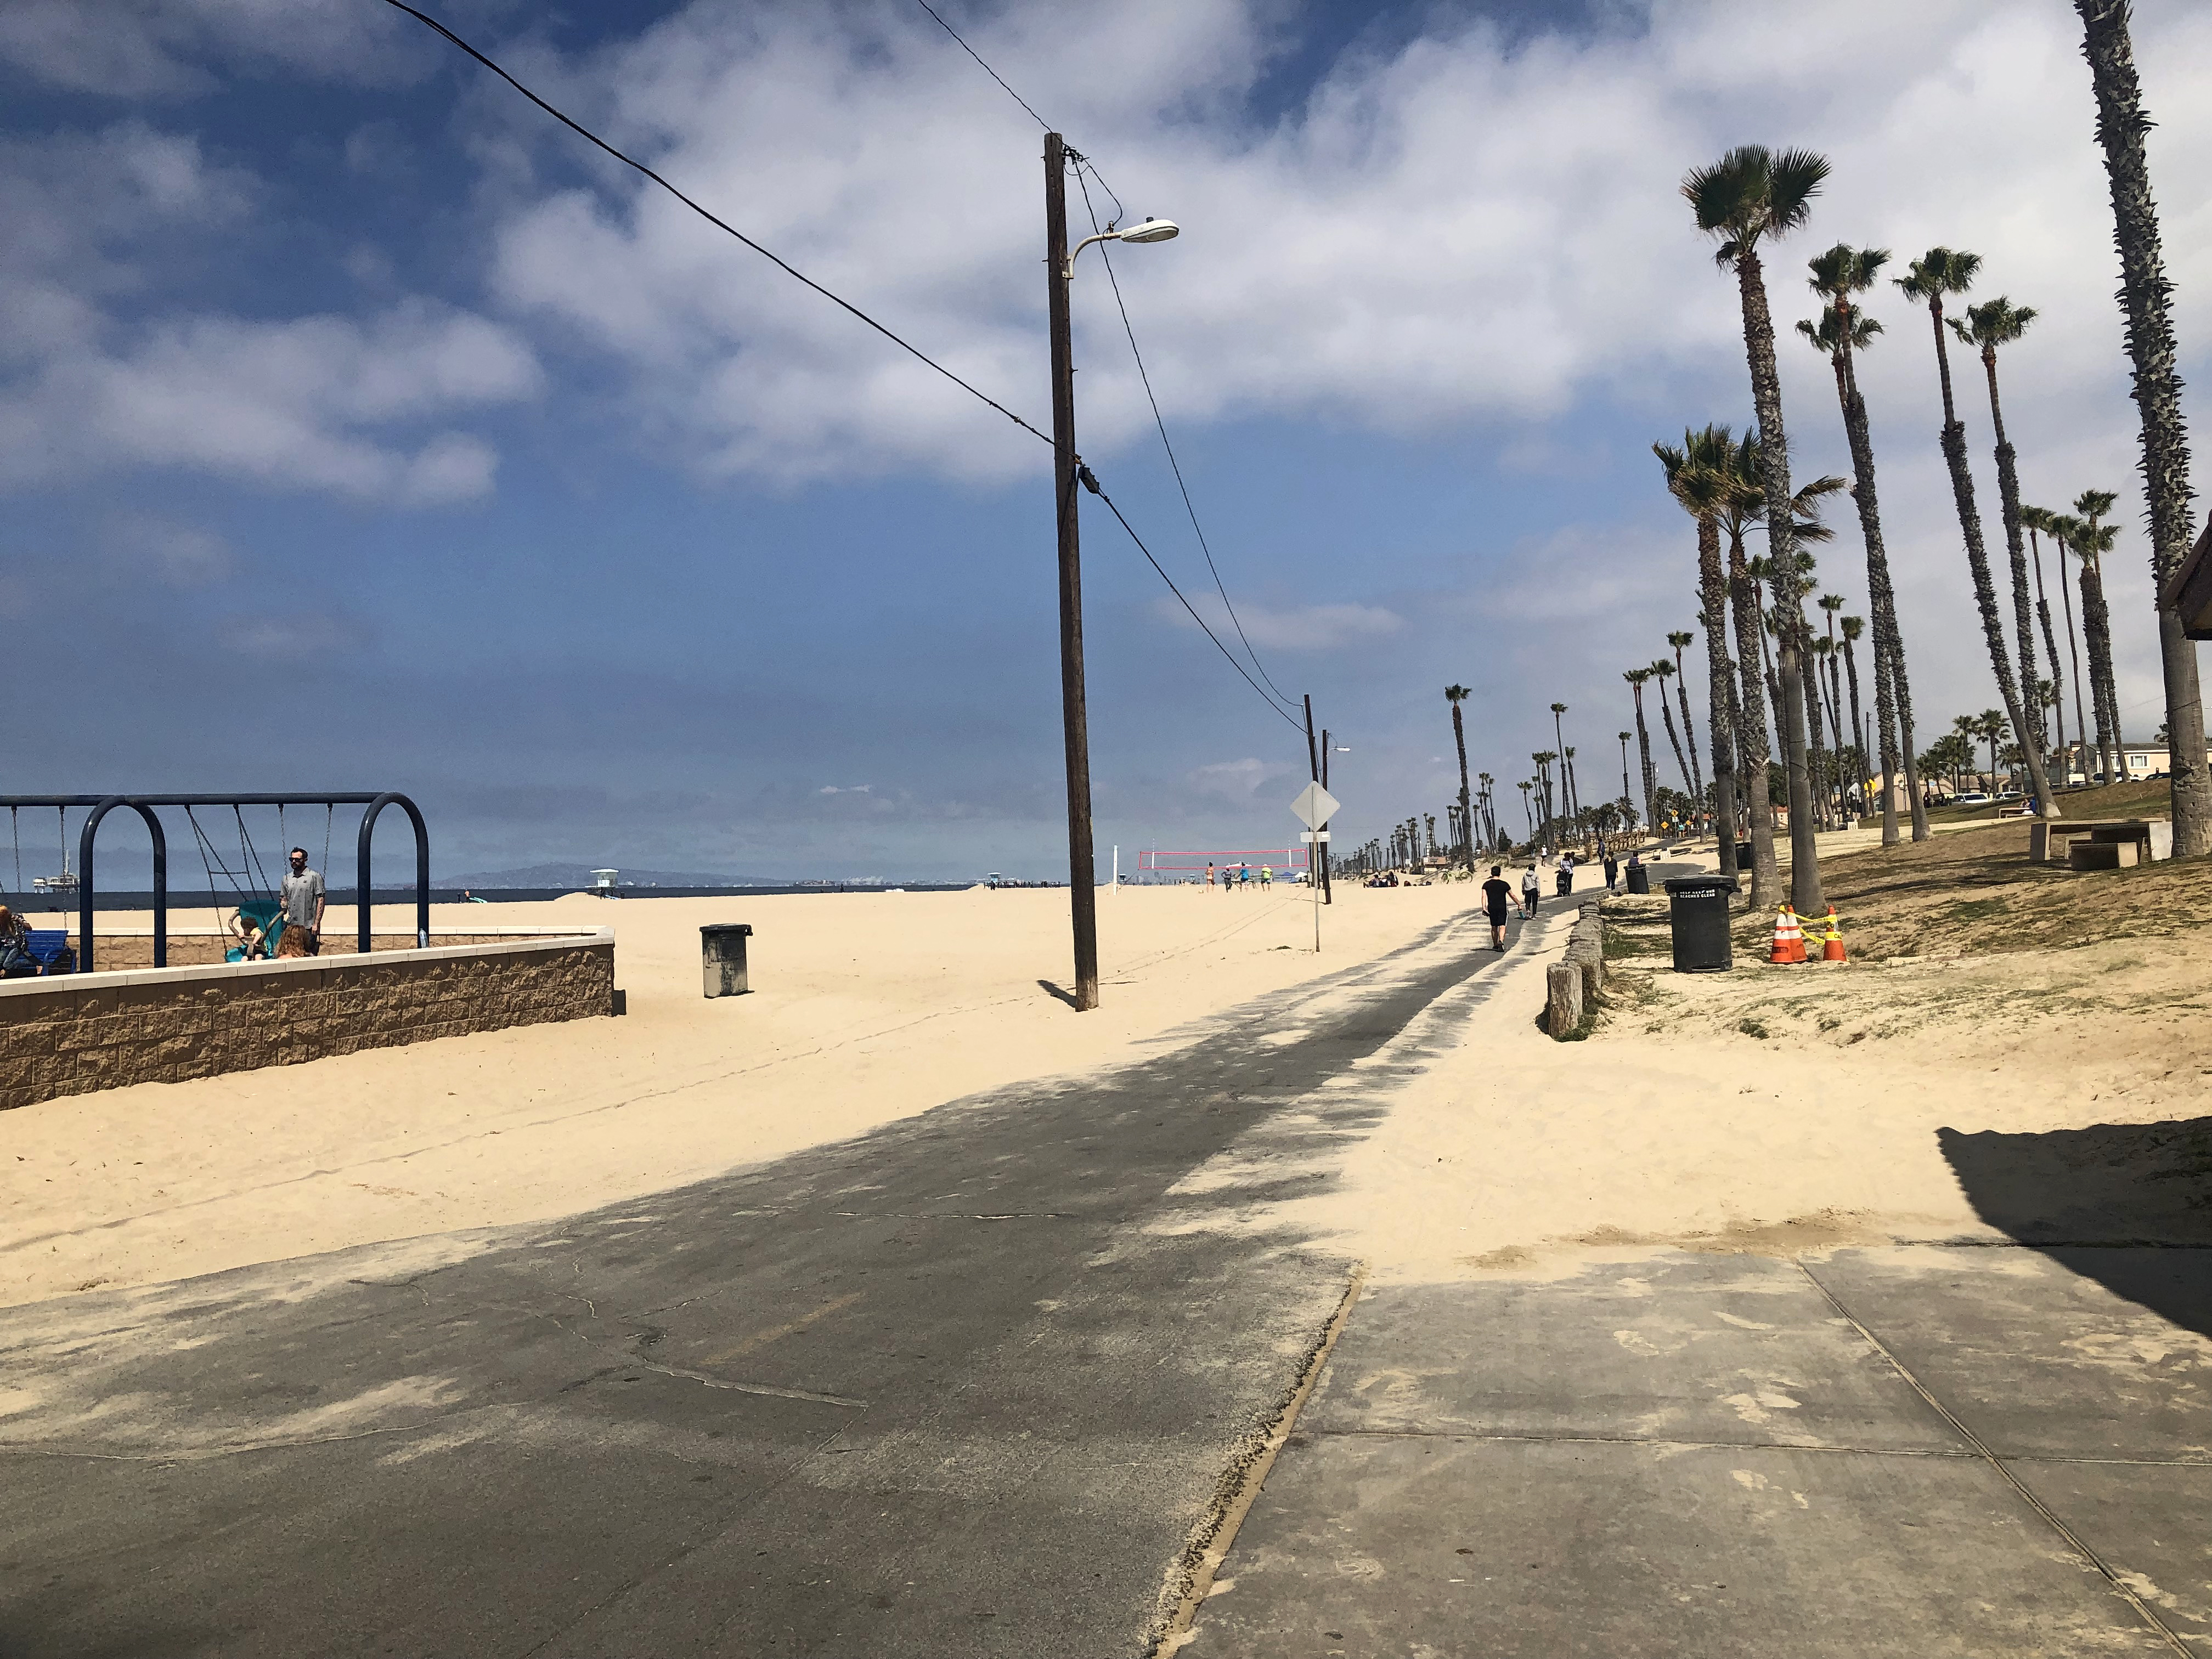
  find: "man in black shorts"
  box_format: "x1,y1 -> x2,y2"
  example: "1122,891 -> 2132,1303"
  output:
1481,865 -> 1513,951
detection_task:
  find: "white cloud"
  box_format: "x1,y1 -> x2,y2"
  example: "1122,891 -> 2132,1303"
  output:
0,123 -> 540,505
102,512 -> 232,586
1,302 -> 537,503
1155,594 -> 1404,649
465,0 -> 2210,494
0,0 -> 426,99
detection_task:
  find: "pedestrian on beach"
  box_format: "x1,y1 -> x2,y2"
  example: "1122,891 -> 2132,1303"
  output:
279,846 -> 325,957
1556,854 -> 1575,896
1604,850 -> 1620,893
0,905 -> 38,978
1481,866 -> 1513,951
1238,862 -> 1251,890
1206,862 -> 1216,890
1260,865 -> 1272,889
1520,862 -> 1541,918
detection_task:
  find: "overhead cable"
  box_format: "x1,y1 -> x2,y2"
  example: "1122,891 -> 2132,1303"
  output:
382,0 -> 1052,448
1075,168 -> 1302,714
1079,466 -> 1306,735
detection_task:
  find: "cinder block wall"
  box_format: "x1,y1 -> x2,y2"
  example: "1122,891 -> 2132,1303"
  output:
0,934 -> 613,1111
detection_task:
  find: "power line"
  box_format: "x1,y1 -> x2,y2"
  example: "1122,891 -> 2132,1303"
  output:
911,0 -> 1047,129
382,0 -> 1052,449
1074,168 -> 1302,714
1078,465 -> 1306,735
907,1 -> 1128,221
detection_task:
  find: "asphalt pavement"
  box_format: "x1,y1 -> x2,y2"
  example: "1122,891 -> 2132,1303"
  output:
0,888 -> 1539,1659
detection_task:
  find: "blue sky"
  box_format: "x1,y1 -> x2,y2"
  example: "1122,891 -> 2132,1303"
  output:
3,0 -> 2207,883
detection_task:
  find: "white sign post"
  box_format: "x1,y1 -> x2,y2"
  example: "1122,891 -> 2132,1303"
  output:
1290,783 -> 1341,952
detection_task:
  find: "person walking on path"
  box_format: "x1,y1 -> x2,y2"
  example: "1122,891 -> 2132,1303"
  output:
1520,862 -> 1542,919
1604,849 -> 1620,893
1556,853 -> 1576,896
280,846 -> 326,957
1481,865 -> 1514,950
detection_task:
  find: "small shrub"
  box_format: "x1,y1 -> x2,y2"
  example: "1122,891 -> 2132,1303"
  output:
1737,1018 -> 1770,1040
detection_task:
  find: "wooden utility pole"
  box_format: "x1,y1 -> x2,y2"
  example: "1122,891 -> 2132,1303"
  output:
1043,133 -> 1098,1009
1319,728 -> 1334,904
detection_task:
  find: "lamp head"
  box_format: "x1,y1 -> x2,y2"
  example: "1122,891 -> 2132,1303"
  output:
1116,217 -> 1178,244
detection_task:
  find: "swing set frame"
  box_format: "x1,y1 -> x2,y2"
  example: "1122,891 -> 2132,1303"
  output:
0,793 -> 428,973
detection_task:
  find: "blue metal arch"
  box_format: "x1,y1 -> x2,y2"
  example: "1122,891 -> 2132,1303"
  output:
357,792 -> 431,953
76,798 -> 168,974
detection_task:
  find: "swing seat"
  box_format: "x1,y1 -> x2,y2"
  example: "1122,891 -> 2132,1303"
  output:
225,900 -> 286,962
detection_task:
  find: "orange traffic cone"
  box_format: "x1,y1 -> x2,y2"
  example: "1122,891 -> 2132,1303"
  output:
1770,905 -> 1805,964
1820,906 -> 1847,962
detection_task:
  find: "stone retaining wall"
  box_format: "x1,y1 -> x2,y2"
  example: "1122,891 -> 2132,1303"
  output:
0,931 -> 614,1111
52,931 -> 528,971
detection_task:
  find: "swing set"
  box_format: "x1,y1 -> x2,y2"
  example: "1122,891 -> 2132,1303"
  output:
1,793 -> 428,974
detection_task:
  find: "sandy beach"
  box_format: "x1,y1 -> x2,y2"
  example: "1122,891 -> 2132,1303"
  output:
2,880 -> 1473,1306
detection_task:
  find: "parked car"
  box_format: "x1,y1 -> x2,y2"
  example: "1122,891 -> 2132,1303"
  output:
1953,791 -> 1992,806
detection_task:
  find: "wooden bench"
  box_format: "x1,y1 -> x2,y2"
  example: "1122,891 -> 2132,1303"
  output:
2029,819 -> 2172,867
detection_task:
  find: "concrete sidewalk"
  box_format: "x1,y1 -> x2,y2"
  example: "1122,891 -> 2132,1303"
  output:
1185,1244 -> 2211,1656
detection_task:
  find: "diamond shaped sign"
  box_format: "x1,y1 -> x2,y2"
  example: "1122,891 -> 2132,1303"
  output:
1289,781 -> 1341,830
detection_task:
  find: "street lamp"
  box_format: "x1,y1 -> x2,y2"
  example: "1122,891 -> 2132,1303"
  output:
1043,133 -> 1178,1011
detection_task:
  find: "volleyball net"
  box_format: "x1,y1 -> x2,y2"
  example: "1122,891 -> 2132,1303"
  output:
1132,847 -> 1312,884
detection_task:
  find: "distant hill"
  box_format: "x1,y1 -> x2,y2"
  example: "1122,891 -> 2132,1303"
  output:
437,863 -> 753,889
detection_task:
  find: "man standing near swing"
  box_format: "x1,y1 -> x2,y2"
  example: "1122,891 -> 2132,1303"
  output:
280,846 -> 325,956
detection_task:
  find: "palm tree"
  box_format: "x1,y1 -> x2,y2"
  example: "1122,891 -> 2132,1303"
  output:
1664,631 -> 1704,799
1952,296 -> 2046,775
1839,616 -> 1870,810
2076,0 -> 2209,853
1517,780 -> 1534,843
1477,771 -> 1496,848
1978,710 -> 2008,787
1562,747 -> 1581,841
1815,595 -> 1848,781
1895,248 -> 2057,815
1801,244 -> 1927,844
1625,668 -> 1660,832
1446,685 -> 1475,872
1548,703 -> 1573,825
2071,494 -> 2128,782
1532,751 -> 1557,830
1684,143 -> 1829,911
1649,658 -> 1695,795
2019,505 -> 2072,761
2040,507 -> 2094,781
1616,731 -> 1634,823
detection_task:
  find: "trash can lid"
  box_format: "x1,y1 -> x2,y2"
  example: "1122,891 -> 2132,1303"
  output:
699,923 -> 754,937
1663,875 -> 1739,897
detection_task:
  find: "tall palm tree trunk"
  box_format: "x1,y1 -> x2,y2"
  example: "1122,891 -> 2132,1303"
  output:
1734,249 -> 1825,910
2028,522 -> 2067,761
2079,555 -> 2124,781
1726,533 -> 1780,904
1696,537 -> 1741,879
1657,692 -> 1694,796
1841,632 -> 1868,819
1923,306 -> 2057,812
1796,634 -> 1833,829
2056,534 -> 2090,782
2078,0 -> 2211,854
1450,704 -> 1474,874
1829,345 -> 1921,841
1979,353 -> 2052,800
1630,687 -> 1660,833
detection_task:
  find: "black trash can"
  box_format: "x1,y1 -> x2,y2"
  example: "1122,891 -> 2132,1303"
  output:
700,923 -> 754,998
1624,860 -> 1651,895
1664,874 -> 1738,972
